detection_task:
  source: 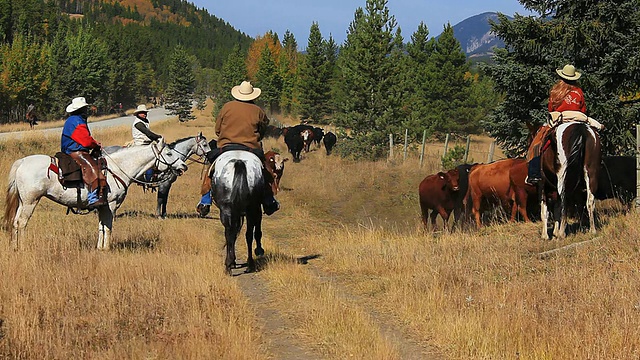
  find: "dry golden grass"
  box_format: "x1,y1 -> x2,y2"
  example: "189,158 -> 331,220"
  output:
1,107 -> 639,359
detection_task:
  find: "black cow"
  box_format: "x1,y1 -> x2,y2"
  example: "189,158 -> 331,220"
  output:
264,124 -> 284,139
284,127 -> 304,162
596,156 -> 636,209
323,132 -> 337,155
312,127 -> 325,147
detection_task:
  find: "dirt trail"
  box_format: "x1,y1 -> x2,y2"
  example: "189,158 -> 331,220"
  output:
236,272 -> 320,360
234,250 -> 443,360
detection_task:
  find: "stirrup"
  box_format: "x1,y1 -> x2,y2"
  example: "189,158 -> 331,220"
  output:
525,176 -> 541,185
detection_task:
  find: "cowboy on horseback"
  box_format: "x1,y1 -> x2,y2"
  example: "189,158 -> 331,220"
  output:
526,64 -> 604,185
60,97 -> 107,209
131,104 -> 163,182
197,81 -> 280,216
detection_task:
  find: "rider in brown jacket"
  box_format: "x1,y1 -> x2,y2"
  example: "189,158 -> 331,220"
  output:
197,81 -> 280,216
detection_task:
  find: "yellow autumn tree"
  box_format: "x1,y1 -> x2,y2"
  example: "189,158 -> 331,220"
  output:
246,31 -> 282,81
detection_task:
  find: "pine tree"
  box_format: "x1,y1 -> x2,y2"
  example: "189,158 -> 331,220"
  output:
483,0 -> 640,156
298,22 -> 332,122
334,0 -> 405,160
427,23 -> 473,136
255,45 -> 282,114
214,44 -> 247,116
165,45 -> 195,122
279,30 -> 298,115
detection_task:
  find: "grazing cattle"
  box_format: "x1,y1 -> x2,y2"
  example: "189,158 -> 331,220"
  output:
264,151 -> 288,194
312,127 -> 325,147
323,132 -> 337,155
284,128 -> 304,162
509,159 -> 539,222
596,156 -> 636,209
301,129 -> 314,152
418,168 -> 460,231
540,122 -> 600,239
466,158 -> 526,227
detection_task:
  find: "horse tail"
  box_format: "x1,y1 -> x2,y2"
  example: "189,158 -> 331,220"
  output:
565,123 -> 588,190
230,160 -> 250,207
4,159 -> 21,231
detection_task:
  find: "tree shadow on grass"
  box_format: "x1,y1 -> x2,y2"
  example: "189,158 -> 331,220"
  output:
116,210 -> 216,220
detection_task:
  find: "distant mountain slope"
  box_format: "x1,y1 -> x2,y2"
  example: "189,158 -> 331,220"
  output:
446,12 -> 511,60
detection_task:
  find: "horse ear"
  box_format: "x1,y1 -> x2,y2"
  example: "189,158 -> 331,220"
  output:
198,131 -> 203,138
157,137 -> 165,147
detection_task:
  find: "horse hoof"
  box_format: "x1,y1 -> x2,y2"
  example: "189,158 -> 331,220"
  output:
255,247 -> 265,256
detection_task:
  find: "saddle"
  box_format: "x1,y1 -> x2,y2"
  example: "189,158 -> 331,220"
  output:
50,152 -> 83,187
49,152 -> 107,188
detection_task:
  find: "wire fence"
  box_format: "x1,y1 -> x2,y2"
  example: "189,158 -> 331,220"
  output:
387,130 -> 509,170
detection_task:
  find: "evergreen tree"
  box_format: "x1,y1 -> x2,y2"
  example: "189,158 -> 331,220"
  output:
279,30 -> 298,116
427,23 -> 473,136
255,44 -> 282,114
298,22 -> 332,122
334,0 -> 405,160
483,0 -> 640,156
214,44 -> 247,116
165,45 -> 195,122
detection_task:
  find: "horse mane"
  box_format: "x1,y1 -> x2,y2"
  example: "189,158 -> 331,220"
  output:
170,136 -> 196,148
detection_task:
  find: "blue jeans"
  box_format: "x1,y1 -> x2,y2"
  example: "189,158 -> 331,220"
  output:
199,191 -> 212,206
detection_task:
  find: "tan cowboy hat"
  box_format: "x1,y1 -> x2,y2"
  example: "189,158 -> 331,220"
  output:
134,104 -> 149,115
231,81 -> 261,101
556,64 -> 581,81
66,97 -> 89,113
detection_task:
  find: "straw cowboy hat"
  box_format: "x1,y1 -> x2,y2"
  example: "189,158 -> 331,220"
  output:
66,97 -> 89,113
556,64 -> 581,81
231,81 -> 261,101
134,104 -> 149,115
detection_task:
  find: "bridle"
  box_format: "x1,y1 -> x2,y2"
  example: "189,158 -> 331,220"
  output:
102,141 -> 184,187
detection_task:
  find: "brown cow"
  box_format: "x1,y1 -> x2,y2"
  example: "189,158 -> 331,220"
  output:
466,158 -> 526,227
264,150 -> 288,194
301,129 -> 314,153
509,159 -> 538,222
418,168 -> 460,231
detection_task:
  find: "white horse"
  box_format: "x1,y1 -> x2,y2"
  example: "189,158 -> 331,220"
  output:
4,138 -> 188,250
212,150 -> 265,275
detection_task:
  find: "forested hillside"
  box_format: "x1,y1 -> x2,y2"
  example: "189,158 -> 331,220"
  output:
0,0 -> 252,122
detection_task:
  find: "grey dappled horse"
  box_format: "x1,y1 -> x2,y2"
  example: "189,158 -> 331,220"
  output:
211,150 -> 265,275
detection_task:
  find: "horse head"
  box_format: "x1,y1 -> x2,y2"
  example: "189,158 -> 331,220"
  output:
153,138 -> 188,175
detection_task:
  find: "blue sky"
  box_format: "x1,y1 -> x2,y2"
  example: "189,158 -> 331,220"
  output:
191,0 -> 534,49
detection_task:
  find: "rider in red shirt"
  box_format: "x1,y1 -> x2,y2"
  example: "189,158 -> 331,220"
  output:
526,65 -> 586,185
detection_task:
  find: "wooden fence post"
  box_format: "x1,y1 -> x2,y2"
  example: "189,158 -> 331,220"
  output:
487,141 -> 496,163
464,135 -> 471,163
420,130 -> 427,167
636,125 -> 640,212
443,133 -> 450,158
403,128 -> 409,162
388,134 -> 394,161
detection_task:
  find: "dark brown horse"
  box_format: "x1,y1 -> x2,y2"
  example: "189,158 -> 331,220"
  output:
539,121 -> 601,239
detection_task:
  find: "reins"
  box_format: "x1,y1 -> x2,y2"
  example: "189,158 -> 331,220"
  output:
101,142 -> 183,187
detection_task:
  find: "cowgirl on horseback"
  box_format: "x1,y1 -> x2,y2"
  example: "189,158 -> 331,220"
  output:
526,64 -> 604,185
197,81 -> 280,216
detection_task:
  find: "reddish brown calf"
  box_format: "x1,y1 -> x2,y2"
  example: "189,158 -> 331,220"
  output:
418,168 -> 460,231
466,158 -> 525,227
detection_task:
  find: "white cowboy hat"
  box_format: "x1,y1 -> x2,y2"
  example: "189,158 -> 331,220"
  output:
134,104 -> 149,115
556,64 -> 581,81
66,97 -> 89,113
231,81 -> 261,101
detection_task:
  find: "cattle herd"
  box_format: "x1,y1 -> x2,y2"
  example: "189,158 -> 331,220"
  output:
267,124 -> 337,162
419,155 -> 636,234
